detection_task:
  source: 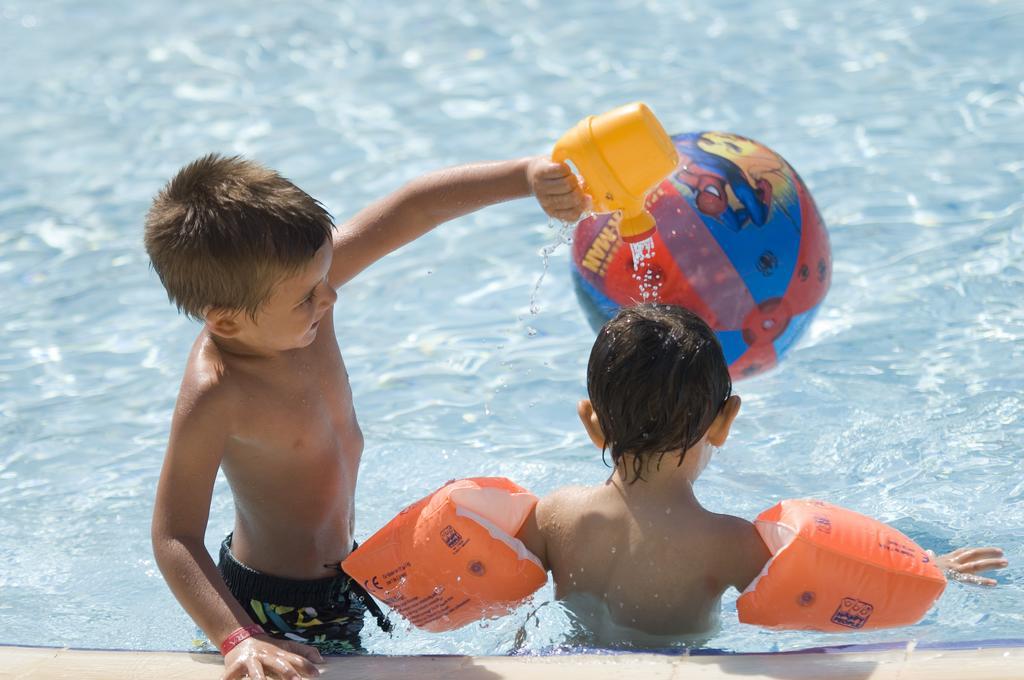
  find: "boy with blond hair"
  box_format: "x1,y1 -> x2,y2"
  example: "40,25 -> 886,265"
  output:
146,153 -> 586,679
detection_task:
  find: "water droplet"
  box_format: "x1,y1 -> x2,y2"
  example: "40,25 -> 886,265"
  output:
529,220 -> 575,317
433,585 -> 445,595
610,547 -> 616,554
665,507 -> 672,515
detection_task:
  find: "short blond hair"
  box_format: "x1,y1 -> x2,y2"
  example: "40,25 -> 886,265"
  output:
144,154 -> 333,319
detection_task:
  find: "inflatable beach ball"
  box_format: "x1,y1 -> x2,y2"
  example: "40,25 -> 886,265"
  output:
571,132 -> 831,379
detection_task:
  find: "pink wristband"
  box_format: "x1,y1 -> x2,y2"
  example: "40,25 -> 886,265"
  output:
219,624 -> 264,656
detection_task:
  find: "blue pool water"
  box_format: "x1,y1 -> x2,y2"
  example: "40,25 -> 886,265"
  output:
2,0 -> 1022,655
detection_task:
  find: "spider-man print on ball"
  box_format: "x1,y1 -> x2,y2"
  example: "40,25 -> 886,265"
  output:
572,132 -> 831,379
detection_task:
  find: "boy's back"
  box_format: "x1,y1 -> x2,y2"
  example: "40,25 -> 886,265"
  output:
531,466 -> 766,643
517,304 -> 769,644
539,483 -> 763,639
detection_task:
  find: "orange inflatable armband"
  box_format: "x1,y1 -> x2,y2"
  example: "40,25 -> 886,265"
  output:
737,500 -> 946,631
342,478 -> 546,632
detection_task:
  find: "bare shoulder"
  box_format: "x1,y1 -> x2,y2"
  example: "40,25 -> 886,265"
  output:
707,511 -> 755,533
536,485 -> 593,531
536,484 -> 615,548
707,511 -> 771,591
173,335 -> 239,430
522,485 -> 595,573
182,333 -> 237,392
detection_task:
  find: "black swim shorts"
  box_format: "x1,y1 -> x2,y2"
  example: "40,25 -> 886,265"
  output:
218,534 -> 390,655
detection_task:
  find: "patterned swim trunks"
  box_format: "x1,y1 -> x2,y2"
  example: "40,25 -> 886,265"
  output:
218,534 -> 390,655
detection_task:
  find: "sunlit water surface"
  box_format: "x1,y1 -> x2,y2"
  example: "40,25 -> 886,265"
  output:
2,0 -> 1023,654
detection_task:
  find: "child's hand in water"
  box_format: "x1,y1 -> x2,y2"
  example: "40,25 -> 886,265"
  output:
527,156 -> 590,223
931,547 -> 1008,586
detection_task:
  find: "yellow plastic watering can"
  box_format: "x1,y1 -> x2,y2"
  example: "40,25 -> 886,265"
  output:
552,102 -> 679,244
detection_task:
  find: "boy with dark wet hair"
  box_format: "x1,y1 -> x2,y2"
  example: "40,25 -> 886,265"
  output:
585,303 -> 733,484
517,303 -> 1007,646
147,153 -> 588,679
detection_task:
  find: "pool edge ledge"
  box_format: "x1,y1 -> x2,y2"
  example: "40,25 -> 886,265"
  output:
4,644 -> 1024,679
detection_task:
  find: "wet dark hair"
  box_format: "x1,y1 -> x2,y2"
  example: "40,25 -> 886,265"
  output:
145,154 -> 334,320
586,303 -> 732,482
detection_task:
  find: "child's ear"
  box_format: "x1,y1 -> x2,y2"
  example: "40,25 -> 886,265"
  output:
708,395 -> 741,447
204,307 -> 242,338
577,399 -> 606,450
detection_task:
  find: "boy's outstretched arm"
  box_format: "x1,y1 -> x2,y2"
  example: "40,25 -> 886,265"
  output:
328,157 -> 587,287
932,546 -> 1008,586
